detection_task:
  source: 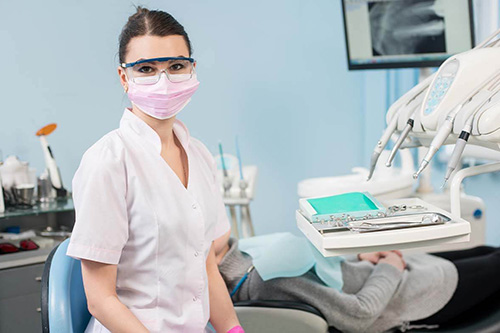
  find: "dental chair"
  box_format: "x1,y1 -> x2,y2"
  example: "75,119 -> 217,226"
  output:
41,239 -> 500,333
41,238 -> 91,333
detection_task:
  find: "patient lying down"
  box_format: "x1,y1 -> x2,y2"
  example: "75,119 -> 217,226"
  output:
214,231 -> 500,333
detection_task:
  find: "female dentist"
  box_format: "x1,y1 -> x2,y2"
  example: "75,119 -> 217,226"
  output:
67,7 -> 243,333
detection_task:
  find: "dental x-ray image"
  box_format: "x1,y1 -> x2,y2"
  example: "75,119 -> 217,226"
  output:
369,0 -> 446,56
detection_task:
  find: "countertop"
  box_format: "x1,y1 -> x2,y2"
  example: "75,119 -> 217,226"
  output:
0,238 -> 63,270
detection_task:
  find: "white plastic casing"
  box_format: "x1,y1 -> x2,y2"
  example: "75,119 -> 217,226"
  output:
474,102 -> 500,142
421,48 -> 500,131
385,74 -> 435,131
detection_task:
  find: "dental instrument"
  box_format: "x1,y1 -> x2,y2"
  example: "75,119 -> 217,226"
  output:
348,213 -> 448,233
443,78 -> 500,184
385,73 -> 438,168
230,265 -> 255,297
36,124 -> 67,198
414,104 -> 463,179
368,74 -> 435,179
367,115 -> 399,180
386,114 -> 415,167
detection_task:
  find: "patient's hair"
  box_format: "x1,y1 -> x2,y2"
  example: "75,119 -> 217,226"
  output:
118,6 -> 192,63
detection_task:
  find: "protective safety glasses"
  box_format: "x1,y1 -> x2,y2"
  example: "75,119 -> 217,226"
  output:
121,57 -> 196,85
0,239 -> 39,254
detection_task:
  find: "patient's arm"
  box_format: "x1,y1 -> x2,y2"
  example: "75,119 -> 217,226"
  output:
325,252 -> 405,331
246,253 -> 405,332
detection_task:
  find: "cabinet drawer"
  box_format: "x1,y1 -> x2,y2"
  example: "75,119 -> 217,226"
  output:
0,264 -> 44,299
0,292 -> 42,333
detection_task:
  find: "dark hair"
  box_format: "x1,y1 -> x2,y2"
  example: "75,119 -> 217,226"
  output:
118,6 -> 192,64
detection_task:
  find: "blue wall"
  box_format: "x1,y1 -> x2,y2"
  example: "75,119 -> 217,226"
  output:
1,0 -> 499,244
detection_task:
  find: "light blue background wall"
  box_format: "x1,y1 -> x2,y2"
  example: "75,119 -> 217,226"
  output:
0,0 -> 499,244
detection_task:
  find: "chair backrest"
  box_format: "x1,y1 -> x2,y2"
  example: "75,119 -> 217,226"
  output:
41,238 -> 92,333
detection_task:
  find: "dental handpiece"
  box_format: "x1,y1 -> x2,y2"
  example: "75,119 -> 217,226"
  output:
444,124 -> 471,183
414,105 -> 462,179
367,114 -> 399,180
386,116 -> 415,167
444,90 -> 499,182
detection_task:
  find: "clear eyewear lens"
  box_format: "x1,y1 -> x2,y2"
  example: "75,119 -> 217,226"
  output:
128,59 -> 194,85
168,73 -> 194,83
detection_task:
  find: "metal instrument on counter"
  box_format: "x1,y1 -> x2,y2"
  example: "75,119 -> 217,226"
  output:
348,213 -> 448,233
309,209 -> 447,234
0,156 -> 36,208
305,203 -> 439,234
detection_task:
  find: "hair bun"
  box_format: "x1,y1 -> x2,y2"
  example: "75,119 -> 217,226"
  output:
118,6 -> 192,63
128,5 -> 149,22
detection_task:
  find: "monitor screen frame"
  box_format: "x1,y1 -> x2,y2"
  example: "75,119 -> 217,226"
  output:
341,0 -> 475,70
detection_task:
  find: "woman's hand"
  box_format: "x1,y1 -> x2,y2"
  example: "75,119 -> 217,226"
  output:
378,252 -> 406,272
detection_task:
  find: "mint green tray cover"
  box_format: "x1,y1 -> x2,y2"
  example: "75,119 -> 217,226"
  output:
308,192 -> 381,215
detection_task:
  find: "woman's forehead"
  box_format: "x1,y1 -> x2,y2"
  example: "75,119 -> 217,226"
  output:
125,35 -> 189,63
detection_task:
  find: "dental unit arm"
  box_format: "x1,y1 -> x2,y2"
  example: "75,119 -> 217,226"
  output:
367,74 -> 435,179
369,28 -> 500,184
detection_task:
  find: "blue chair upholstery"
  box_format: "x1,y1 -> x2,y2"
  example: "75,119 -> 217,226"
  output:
41,239 -> 92,333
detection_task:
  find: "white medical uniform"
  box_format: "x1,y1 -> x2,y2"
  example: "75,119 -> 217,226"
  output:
67,109 -> 230,333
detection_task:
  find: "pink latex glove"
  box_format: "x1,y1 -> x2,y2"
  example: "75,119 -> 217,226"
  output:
227,326 -> 245,333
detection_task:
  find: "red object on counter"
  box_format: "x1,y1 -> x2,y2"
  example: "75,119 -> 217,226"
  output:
0,239 -> 39,254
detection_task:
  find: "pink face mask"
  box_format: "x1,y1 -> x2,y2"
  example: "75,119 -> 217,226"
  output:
127,73 -> 200,120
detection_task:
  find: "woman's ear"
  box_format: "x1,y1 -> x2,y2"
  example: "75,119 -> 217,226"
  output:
117,66 -> 129,92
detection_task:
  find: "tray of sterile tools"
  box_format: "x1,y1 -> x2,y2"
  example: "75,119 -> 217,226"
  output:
297,196 -> 471,257
313,205 -> 448,234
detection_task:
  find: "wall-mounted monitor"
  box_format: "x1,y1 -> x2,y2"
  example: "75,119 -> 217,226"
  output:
342,0 -> 475,70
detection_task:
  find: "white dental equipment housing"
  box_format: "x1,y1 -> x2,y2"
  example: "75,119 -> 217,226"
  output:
420,48 -> 500,131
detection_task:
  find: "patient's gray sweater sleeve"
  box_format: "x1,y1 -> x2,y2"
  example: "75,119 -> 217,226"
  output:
336,263 -> 403,320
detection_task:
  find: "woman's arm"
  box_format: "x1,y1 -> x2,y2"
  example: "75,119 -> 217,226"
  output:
81,259 -> 149,333
207,242 -> 241,332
